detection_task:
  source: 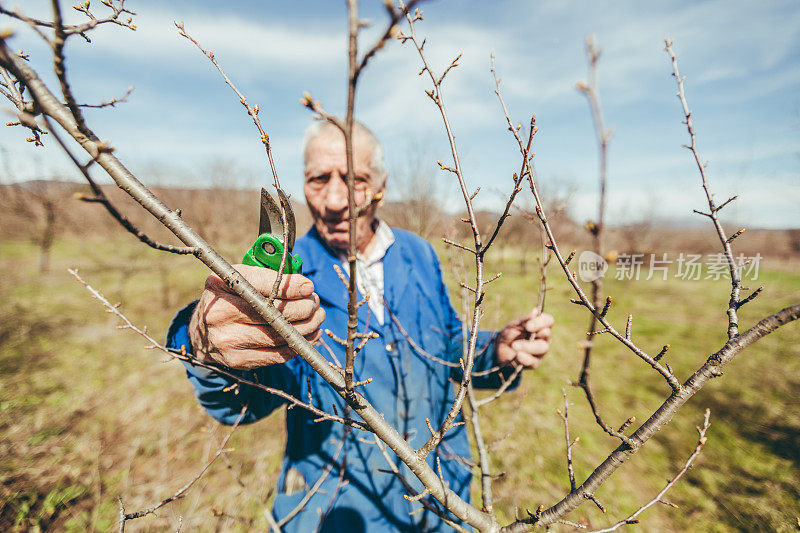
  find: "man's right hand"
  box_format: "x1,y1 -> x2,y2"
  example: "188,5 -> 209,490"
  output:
189,264 -> 325,370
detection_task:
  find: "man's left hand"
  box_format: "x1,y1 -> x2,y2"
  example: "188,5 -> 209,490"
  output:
496,309 -> 554,369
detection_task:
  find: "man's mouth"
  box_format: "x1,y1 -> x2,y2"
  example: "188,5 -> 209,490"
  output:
323,219 -> 348,232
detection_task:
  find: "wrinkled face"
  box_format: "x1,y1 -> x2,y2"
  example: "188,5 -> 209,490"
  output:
303,130 -> 385,254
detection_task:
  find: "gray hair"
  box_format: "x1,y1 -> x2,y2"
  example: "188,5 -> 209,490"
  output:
302,121 -> 387,183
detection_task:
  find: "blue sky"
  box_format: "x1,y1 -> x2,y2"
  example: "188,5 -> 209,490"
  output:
1,0 -> 798,228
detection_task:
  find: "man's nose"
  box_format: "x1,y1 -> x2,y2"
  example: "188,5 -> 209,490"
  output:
324,174 -> 349,214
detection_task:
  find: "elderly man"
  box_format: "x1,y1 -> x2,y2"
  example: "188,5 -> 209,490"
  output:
166,121 -> 554,532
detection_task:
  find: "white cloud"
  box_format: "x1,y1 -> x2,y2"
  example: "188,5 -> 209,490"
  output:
2,1 -> 798,228
28,5 -> 344,73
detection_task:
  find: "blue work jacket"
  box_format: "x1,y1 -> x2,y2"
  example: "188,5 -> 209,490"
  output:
167,226 -> 513,532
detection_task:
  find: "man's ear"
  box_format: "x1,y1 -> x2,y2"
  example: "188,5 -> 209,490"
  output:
377,176 -> 387,207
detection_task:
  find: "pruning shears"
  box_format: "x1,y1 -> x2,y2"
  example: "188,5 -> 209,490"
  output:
242,188 -> 303,274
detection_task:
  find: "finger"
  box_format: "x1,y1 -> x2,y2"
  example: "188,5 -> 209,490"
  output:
253,307 -> 325,346
498,317 -> 527,340
203,292 -> 320,326
213,307 -> 326,350
222,328 -> 323,369
524,308 -> 541,319
513,351 -> 544,369
494,343 -> 517,366
524,312 -> 554,334
308,328 -> 323,345
205,265 -> 315,300
511,338 -> 550,357
535,327 -> 552,342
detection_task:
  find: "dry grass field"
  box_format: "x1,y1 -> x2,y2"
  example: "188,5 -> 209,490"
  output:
1,194 -> 799,531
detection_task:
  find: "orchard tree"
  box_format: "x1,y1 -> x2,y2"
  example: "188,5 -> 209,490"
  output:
0,1 -> 797,531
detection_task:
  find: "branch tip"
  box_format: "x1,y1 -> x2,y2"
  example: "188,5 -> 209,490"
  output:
654,344 -> 670,362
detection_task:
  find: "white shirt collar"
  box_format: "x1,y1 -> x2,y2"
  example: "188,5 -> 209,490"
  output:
361,219 -> 395,265
339,219 -> 395,266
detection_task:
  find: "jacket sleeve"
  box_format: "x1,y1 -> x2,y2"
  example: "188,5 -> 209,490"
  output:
166,301 -> 298,425
425,244 -> 521,390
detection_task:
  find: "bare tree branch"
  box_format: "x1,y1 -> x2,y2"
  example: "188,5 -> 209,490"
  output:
399,1 -> 493,464
571,35 -> 634,444
373,435 -> 472,533
278,434 -> 347,528
586,409 -> 711,533
473,365 -> 523,409
50,0 -> 93,138
502,304 -> 800,531
42,114 -> 197,255
78,85 -> 133,108
492,48 -> 681,399
496,37 -> 800,532
68,268 -> 369,430
302,0 -> 423,407
118,405 -> 248,530
0,0 -> 135,43
356,0 -> 422,75
312,410 -> 351,532
558,389 -> 578,492
484,57 -> 536,255
0,12 -> 494,528
466,381 -> 494,512
665,38 -> 743,339
175,22 -> 291,303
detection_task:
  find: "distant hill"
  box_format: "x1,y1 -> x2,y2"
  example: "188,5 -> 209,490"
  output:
2,180 -> 797,258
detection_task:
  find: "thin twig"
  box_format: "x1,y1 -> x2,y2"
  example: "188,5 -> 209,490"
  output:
573,35 -> 627,443
119,405 -> 248,528
399,0 -> 488,461
372,435 -> 471,533
312,407 -> 352,533
484,57 -> 537,255
330,0 -> 422,402
473,364 -> 523,408
586,409 -> 711,533
356,0 -> 422,75
51,0 -> 92,139
492,47 -> 681,398
278,435 -> 347,527
466,380 -> 494,512
384,300 -> 497,377
558,389 -> 577,492
501,304 -> 800,532
457,257 -> 496,518
78,85 -> 133,108
665,39 -> 742,339
42,115 -> 196,255
492,50 -> 660,448
68,268 -> 368,430
0,0 -> 135,43
176,22 -> 290,303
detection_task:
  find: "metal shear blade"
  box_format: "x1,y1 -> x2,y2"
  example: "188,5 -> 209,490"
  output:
259,187 -> 296,252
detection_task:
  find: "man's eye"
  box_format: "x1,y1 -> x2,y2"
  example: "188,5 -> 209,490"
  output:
308,174 -> 329,183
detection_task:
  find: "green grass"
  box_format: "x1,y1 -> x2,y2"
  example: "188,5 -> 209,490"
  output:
464,251 -> 800,532
1,236 -> 798,531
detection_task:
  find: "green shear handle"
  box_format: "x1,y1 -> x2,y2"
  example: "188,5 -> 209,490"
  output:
243,233 -> 303,274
